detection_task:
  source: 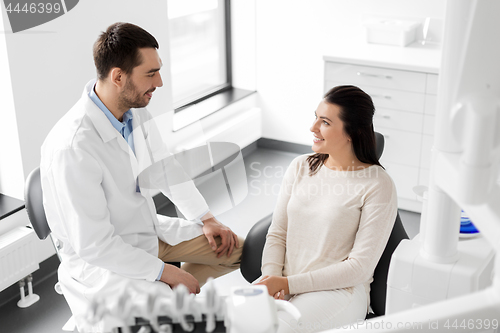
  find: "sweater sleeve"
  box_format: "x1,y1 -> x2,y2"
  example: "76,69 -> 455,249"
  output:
287,173 -> 398,294
261,156 -> 303,277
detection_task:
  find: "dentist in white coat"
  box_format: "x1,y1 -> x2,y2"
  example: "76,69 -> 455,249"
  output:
40,22 -> 243,332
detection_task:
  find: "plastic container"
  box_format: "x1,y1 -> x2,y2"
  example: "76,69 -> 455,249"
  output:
460,210 -> 479,238
363,18 -> 420,47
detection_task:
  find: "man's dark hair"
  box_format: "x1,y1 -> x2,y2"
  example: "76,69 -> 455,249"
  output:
93,22 -> 159,80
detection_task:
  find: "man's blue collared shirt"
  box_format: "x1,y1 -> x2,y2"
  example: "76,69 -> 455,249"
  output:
89,85 -> 135,155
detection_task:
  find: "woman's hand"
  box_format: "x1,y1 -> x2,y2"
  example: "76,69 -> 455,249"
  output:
255,275 -> 289,297
273,290 -> 285,300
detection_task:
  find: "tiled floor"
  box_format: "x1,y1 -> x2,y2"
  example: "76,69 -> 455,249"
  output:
0,146 -> 421,332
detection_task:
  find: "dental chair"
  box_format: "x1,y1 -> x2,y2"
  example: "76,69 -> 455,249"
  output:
24,167 -> 74,330
239,132 -> 409,317
25,168 -> 62,268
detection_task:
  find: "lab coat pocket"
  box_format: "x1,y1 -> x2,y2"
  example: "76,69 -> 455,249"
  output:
81,262 -> 107,287
83,269 -> 113,302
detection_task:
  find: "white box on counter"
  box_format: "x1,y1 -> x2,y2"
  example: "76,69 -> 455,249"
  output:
364,18 -> 420,47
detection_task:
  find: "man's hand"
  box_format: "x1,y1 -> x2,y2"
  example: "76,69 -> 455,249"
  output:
255,275 -> 289,297
160,263 -> 200,294
201,212 -> 239,258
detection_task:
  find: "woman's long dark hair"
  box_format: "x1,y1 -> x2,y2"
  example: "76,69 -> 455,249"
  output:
307,85 -> 383,175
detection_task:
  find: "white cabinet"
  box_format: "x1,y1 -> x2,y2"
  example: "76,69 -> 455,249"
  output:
324,60 -> 438,212
325,62 -> 427,92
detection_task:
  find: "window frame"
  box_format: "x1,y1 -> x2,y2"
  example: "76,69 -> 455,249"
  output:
171,0 -> 233,112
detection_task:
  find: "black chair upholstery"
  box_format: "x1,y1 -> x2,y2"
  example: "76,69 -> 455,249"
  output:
374,132 -> 385,160
368,213 -> 408,316
239,132 -> 408,317
25,167 -> 51,240
240,216 -> 273,283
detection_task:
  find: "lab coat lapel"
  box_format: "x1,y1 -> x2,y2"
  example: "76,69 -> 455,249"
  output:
131,110 -> 153,180
81,86 -> 116,144
82,83 -> 141,183
85,96 -> 162,236
118,134 -> 140,182
130,110 -> 165,235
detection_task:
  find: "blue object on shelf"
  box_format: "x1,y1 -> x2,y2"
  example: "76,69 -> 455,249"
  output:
460,210 -> 479,234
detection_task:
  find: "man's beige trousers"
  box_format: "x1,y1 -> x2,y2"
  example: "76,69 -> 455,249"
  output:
158,235 -> 245,286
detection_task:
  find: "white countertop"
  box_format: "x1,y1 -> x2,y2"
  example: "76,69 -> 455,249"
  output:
323,40 -> 442,74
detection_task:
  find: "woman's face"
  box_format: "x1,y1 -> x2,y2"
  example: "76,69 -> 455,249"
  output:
310,101 -> 351,156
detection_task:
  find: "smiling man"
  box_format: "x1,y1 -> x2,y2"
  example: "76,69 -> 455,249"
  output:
40,22 -> 243,332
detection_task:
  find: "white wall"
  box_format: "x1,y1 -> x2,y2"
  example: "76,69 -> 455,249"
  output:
255,0 -> 446,145
231,0 -> 257,92
0,9 -> 24,199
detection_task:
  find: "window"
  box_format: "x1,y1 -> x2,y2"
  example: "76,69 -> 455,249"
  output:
167,0 -> 231,109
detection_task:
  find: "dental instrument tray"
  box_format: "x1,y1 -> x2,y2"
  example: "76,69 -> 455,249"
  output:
85,280 -> 301,333
113,315 -> 226,333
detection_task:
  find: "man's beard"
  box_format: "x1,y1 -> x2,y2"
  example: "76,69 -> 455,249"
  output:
118,78 -> 152,110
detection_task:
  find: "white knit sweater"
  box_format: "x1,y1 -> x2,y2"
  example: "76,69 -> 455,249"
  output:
261,154 -> 398,301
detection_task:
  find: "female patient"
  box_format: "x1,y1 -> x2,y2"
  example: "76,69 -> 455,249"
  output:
257,85 -> 397,332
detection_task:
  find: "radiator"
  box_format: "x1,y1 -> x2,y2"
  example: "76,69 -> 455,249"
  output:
0,226 -> 39,292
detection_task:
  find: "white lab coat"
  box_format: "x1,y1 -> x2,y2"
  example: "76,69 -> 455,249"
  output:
40,80 -> 208,332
